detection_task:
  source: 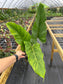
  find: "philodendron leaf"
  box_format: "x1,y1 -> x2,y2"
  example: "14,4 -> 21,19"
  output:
38,22 -> 47,42
37,3 -> 46,23
24,41 -> 46,79
6,22 -> 31,51
32,3 -> 47,43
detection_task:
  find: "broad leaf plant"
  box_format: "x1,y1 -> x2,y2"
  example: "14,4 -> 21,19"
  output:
6,3 -> 47,79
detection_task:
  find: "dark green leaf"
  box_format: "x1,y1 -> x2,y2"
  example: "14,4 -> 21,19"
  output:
32,3 -> 47,43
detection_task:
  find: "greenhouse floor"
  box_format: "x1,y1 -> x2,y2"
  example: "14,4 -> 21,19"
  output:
6,32 -> 63,84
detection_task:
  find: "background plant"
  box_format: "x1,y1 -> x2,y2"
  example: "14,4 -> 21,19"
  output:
0,25 -> 17,57
6,3 -> 47,79
45,8 -> 63,17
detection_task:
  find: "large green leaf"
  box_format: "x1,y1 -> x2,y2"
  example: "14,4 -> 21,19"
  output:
32,3 -> 47,43
37,3 -> 46,23
38,22 -> 47,42
6,22 -> 31,51
24,41 -> 46,79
